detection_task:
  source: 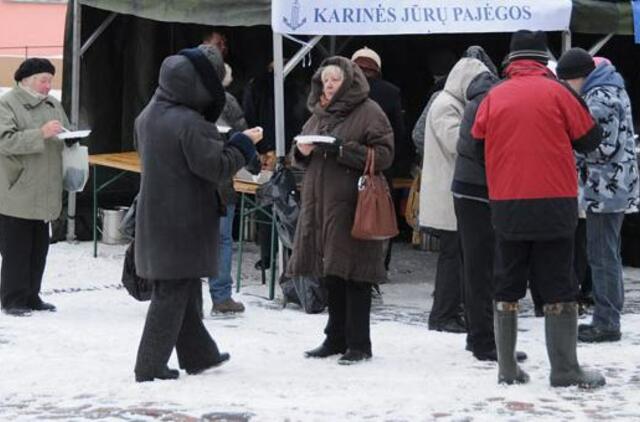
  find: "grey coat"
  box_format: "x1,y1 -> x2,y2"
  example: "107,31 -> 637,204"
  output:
286,57 -> 394,284
0,86 -> 68,221
135,54 -> 255,280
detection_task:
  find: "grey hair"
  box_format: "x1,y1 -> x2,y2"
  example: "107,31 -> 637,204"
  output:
320,64 -> 344,81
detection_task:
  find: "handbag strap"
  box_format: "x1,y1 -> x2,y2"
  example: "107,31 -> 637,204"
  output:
363,147 -> 375,177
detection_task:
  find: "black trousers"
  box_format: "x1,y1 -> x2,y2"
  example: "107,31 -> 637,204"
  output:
529,220 -> 588,309
454,197 -> 495,354
494,235 -> 577,304
135,279 -> 222,376
323,276 -> 372,354
0,214 -> 50,309
428,229 -> 463,326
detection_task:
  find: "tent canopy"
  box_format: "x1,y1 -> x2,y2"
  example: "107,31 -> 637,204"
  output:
78,0 -> 635,35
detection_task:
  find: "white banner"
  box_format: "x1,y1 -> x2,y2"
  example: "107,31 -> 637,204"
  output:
272,0 -> 572,35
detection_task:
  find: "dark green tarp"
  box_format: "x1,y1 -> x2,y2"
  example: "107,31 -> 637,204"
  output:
79,0 -> 271,26
571,0 -> 633,35
79,0 -> 634,35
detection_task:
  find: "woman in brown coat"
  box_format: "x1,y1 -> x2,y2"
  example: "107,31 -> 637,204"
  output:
287,56 -> 394,364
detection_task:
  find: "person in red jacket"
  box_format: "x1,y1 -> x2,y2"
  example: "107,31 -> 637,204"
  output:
471,30 -> 605,389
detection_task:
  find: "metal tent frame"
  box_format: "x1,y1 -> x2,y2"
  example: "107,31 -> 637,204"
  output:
67,0 -> 618,246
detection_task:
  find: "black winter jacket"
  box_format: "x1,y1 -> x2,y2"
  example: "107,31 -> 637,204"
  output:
451,71 -> 500,201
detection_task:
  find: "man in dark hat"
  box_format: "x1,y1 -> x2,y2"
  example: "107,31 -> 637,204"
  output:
471,31 -> 605,388
557,48 -> 640,343
0,58 -> 69,316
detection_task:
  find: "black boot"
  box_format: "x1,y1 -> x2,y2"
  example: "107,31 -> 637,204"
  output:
186,352 -> 230,375
494,302 -> 529,385
135,366 -> 180,382
304,342 -> 346,358
337,349 -> 372,365
544,303 -> 606,388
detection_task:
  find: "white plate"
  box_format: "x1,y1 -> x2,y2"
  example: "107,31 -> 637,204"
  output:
294,135 -> 335,145
58,130 -> 91,140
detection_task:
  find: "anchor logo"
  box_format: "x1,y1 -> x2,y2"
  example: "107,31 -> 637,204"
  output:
283,0 -> 307,31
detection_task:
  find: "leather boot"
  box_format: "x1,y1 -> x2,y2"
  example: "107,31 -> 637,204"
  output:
304,341 -> 346,358
494,302 -> 529,385
135,366 -> 180,382
544,302 -> 606,388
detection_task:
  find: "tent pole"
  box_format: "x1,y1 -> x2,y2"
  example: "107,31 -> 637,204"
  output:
273,32 -> 286,159
80,12 -> 117,56
561,30 -> 572,53
588,33 -> 614,56
67,0 -> 82,243
272,32 -> 286,301
283,35 -> 323,77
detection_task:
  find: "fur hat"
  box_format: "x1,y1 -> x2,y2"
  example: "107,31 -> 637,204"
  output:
14,58 -> 55,82
507,30 -> 549,64
197,44 -> 226,82
351,47 -> 382,70
556,48 -> 596,80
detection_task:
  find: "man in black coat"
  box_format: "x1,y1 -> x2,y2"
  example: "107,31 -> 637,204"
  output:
133,45 -> 262,382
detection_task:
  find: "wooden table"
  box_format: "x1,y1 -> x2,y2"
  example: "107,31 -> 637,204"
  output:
88,151 -> 278,298
89,151 -> 412,299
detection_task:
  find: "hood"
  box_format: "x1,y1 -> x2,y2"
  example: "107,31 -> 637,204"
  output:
443,58 -> 489,104
504,59 -> 555,80
155,55 -> 223,116
308,56 -> 369,119
582,62 -> 625,94
463,46 -> 498,76
465,71 -> 500,102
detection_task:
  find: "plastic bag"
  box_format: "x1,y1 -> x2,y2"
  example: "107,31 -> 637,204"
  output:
118,195 -> 138,240
280,275 -> 327,314
62,143 -> 89,192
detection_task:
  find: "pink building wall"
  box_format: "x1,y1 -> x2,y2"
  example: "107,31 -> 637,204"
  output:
0,0 -> 67,57
0,1 -> 67,88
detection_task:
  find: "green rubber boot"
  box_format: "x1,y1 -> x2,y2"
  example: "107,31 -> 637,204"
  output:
494,302 -> 529,385
544,302 -> 606,389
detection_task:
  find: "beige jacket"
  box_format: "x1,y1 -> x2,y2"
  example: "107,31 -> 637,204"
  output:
0,86 -> 68,221
419,58 -> 489,231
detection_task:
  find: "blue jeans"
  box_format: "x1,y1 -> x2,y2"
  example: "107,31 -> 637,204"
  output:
208,204 -> 235,304
586,212 -> 625,331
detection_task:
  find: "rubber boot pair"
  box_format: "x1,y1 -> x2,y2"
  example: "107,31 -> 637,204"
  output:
494,301 -> 605,388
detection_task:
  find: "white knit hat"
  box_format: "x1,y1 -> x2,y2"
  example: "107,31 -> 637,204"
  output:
351,47 -> 381,69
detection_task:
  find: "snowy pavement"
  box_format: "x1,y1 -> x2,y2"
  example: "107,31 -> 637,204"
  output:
1,241 -> 640,421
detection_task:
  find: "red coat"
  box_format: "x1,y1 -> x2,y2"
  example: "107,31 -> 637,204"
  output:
472,60 -> 600,240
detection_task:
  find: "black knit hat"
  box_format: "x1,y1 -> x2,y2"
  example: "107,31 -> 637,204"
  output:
556,48 -> 595,80
14,58 -> 55,82
507,30 -> 549,64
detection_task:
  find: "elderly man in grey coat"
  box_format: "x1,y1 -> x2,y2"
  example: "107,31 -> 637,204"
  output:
133,45 -> 262,382
0,58 -> 68,316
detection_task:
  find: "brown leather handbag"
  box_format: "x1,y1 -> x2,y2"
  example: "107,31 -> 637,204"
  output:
351,147 -> 399,240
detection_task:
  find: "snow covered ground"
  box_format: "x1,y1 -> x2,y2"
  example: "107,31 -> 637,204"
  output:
1,241 -> 640,421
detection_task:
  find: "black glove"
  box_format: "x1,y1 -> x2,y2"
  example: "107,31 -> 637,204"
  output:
245,154 -> 262,175
314,137 -> 343,155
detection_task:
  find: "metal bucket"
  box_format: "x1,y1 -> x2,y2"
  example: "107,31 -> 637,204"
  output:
99,206 -> 129,244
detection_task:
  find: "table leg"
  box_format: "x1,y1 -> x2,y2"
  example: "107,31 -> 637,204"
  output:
269,210 -> 276,300
92,165 -> 98,258
235,192 -> 246,293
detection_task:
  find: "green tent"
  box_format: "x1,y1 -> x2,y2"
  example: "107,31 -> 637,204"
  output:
77,0 -> 634,35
